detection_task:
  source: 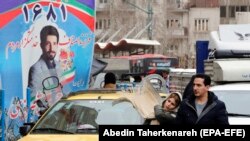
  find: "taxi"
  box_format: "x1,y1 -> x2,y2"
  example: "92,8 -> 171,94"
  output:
18,80 -> 165,141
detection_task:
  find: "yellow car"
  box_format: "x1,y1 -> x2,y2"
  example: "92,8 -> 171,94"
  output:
19,88 -> 166,141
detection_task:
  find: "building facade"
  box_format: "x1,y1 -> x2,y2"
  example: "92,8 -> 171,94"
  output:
95,0 -> 250,68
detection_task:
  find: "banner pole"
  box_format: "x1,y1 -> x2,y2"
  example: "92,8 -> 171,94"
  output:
26,88 -> 31,123
1,90 -> 5,141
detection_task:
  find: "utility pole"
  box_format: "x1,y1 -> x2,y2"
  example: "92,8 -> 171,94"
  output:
124,0 -> 153,40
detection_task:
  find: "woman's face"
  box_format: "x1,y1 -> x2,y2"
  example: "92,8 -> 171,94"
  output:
163,97 -> 177,111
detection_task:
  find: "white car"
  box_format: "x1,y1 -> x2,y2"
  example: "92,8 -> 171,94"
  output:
209,83 -> 250,125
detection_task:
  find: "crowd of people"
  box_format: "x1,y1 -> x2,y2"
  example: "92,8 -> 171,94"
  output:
101,71 -> 229,125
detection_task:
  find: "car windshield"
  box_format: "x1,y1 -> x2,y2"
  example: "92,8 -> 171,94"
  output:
212,90 -> 250,115
31,99 -> 144,134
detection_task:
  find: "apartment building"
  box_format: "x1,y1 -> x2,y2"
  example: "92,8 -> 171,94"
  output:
95,0 -> 250,68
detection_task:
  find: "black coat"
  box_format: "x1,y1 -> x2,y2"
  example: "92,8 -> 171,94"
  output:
176,91 -> 229,125
182,75 -> 195,99
154,105 -> 176,125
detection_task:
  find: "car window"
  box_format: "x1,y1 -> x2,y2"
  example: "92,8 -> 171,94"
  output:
149,78 -> 163,92
212,90 -> 250,115
144,74 -> 167,94
31,99 -> 144,134
96,101 -> 144,125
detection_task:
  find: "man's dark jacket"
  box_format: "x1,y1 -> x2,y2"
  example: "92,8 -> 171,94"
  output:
176,91 -> 229,125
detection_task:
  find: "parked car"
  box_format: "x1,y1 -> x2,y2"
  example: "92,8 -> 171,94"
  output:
210,83 -> 250,125
19,87 -> 165,141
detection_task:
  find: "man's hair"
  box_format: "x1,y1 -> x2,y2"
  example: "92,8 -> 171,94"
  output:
163,68 -> 170,74
134,75 -> 142,82
40,25 -> 59,48
194,73 -> 211,86
104,72 -> 116,84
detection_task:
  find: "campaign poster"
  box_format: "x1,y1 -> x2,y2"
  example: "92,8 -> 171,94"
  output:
0,0 -> 95,140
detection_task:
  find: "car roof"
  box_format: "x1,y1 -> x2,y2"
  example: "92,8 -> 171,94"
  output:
210,83 -> 250,91
63,89 -> 124,100
62,89 -> 167,100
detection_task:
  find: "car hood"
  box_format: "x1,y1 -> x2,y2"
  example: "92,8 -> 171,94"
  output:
18,134 -> 98,141
229,117 -> 250,125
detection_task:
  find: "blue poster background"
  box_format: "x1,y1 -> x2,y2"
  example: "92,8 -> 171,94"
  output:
0,0 -> 95,140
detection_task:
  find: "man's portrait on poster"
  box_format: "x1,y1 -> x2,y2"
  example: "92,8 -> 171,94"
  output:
28,25 -> 62,90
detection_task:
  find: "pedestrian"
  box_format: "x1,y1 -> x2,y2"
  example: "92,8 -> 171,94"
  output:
161,69 -> 170,93
182,75 -> 195,99
103,72 -> 116,89
154,92 -> 182,125
176,73 -> 229,125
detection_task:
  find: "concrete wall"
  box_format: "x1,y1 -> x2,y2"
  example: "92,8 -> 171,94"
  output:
189,8 -> 220,54
236,12 -> 250,24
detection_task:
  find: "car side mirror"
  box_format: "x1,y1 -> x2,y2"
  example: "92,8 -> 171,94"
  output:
42,76 -> 60,91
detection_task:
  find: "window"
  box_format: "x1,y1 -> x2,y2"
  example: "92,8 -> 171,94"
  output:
220,6 -> 226,18
103,19 -> 106,29
235,6 -> 247,12
95,19 -> 110,30
99,0 -> 108,4
168,44 -> 177,53
229,6 -> 235,17
240,6 -> 247,12
229,5 -> 248,18
194,19 -> 208,32
99,19 -> 102,29
108,19 -> 111,28
170,45 -> 174,50
171,20 -> 174,27
96,22 -> 99,29
236,6 -> 240,12
166,19 -> 180,28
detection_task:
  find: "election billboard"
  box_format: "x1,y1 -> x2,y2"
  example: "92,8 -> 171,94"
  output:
0,0 -> 95,139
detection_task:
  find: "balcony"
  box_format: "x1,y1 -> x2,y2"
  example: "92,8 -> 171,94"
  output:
188,0 -> 219,8
166,27 -> 188,39
96,3 -> 110,12
96,2 -> 136,12
167,1 -> 189,13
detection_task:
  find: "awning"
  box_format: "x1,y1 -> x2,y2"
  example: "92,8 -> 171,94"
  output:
94,38 -> 161,52
111,54 -> 168,59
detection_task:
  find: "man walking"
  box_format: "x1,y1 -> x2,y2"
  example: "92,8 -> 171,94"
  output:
176,73 -> 229,125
